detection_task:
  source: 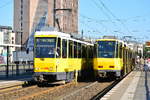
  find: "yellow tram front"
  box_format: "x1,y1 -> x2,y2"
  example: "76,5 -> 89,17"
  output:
93,39 -> 124,78
34,34 -> 59,81
33,31 -> 72,82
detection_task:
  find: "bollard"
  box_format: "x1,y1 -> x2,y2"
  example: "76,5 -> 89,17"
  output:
75,70 -> 78,84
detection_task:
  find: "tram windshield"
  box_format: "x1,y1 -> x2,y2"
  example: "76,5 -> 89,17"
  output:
98,41 -> 117,58
35,37 -> 56,58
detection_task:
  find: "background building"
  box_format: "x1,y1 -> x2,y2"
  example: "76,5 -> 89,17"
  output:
0,26 -> 16,63
14,0 -> 78,46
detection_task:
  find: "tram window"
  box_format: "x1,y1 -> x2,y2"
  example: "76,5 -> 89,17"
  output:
78,43 -> 82,58
74,42 -> 77,58
62,39 -> 67,58
56,38 -> 61,58
69,40 -> 73,58
89,46 -> 93,58
115,43 -> 119,58
94,44 -> 97,57
82,45 -> 86,58
35,37 -> 56,58
119,43 -> 123,58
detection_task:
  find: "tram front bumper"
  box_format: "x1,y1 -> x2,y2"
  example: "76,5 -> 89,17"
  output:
95,70 -> 121,77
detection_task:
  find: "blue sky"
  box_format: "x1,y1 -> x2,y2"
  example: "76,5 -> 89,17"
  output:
79,0 -> 150,42
0,0 -> 150,42
0,0 -> 13,26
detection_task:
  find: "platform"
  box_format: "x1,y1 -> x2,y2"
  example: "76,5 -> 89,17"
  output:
0,75 -> 32,89
101,69 -> 150,100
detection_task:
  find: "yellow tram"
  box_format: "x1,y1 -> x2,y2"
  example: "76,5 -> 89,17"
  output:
33,31 -> 93,82
93,38 -> 136,78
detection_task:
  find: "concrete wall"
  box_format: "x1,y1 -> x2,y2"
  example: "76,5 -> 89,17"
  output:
14,0 -> 78,45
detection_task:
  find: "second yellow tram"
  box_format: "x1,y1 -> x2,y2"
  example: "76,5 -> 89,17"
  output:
93,38 -> 136,78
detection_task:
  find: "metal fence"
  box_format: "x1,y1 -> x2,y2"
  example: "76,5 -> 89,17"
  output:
0,45 -> 34,78
0,62 -> 33,78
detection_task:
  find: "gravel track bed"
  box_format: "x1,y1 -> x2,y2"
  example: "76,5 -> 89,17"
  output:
62,82 -> 113,100
0,85 -> 48,100
0,80 -> 114,100
28,82 -> 93,100
0,86 -> 22,94
0,82 -> 92,100
24,81 -> 113,100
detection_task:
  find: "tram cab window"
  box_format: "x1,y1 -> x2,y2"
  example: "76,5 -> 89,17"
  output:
35,37 -> 56,58
98,41 -> 116,58
56,38 -> 61,58
69,41 -> 73,58
62,39 -> 67,58
74,42 -> 77,58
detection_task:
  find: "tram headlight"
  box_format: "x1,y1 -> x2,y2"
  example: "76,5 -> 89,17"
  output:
35,67 -> 40,70
49,67 -> 53,71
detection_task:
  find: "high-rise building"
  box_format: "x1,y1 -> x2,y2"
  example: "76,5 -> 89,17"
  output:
14,0 -> 78,45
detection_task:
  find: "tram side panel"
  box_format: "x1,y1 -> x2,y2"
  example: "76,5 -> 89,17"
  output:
33,31 -> 94,82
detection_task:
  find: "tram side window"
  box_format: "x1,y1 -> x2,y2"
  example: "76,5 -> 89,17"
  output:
119,43 -> 123,58
57,38 -> 61,58
129,52 -> 131,60
69,40 -> 73,58
115,43 -> 119,58
62,39 -> 67,58
89,46 -> 93,58
78,43 -> 82,58
94,44 -> 97,57
74,42 -> 77,58
82,45 -> 87,58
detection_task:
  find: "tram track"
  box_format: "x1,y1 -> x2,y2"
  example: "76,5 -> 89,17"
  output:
0,81 -> 76,100
91,72 -> 131,100
0,80 -> 98,100
0,85 -> 38,100
0,80 -> 37,95
18,82 -> 95,100
0,84 -> 23,94
0,77 -> 124,100
58,80 -> 114,100
91,79 -> 121,100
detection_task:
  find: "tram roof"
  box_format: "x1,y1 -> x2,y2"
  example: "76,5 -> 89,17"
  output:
96,38 -> 123,42
34,31 -> 93,46
35,31 -> 71,38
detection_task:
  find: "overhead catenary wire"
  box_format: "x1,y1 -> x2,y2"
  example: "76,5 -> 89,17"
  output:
92,0 -> 118,29
80,20 -> 101,34
80,20 -> 114,39
79,13 -> 111,33
97,0 -> 132,35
